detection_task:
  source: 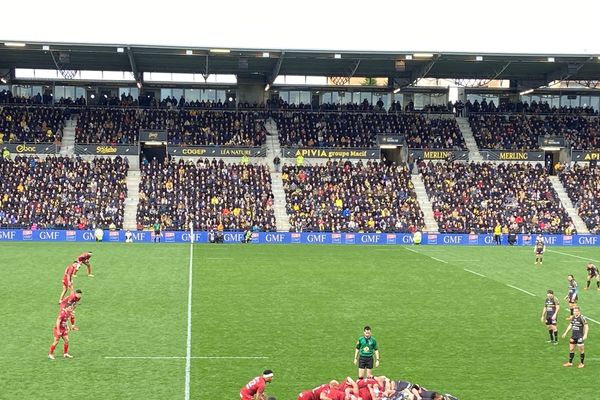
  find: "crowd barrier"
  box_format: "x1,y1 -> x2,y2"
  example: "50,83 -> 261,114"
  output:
0,230 -> 598,246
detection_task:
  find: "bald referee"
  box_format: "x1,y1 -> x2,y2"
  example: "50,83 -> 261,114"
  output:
353,325 -> 380,379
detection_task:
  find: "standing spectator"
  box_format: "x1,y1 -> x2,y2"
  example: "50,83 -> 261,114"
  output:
296,153 -> 304,167
273,155 -> 281,172
2,147 -> 9,160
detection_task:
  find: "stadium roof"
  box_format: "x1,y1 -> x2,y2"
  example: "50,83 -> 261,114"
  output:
2,42 -> 600,87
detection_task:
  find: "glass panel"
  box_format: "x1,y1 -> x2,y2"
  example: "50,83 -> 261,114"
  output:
299,91 -> 310,105
172,88 -> 184,99
184,89 -> 200,101
289,91 -> 300,104
305,76 -> 327,85
160,88 -> 172,100
591,96 -> 600,111
15,68 -> 35,78
172,73 -> 194,82
216,90 -> 226,102
75,87 -> 86,99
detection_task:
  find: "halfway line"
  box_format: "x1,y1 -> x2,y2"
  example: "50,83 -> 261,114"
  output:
184,226 -> 194,400
463,268 -> 486,277
547,249 -> 599,263
431,256 -> 448,264
506,284 -> 536,297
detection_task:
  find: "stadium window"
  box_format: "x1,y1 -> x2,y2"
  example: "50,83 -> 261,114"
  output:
172,73 -> 195,82
216,90 -> 226,102
285,76 -> 308,85
54,86 -> 64,99
79,70 -> 103,80
15,68 -> 35,78
273,76 -> 285,85
305,76 -> 327,85
299,91 -> 311,105
591,96 -> 600,111
172,88 -> 184,99
185,89 -> 200,101
289,91 -> 300,104
580,96 -> 590,108
323,92 -> 333,104
102,71 -> 135,81
75,87 -> 86,99
35,69 -> 59,79
160,89 -> 172,100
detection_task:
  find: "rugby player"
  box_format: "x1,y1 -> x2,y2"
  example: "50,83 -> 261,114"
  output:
540,289 -> 560,344
534,236 -> 545,265
584,262 -> 600,291
240,370 -> 273,400
565,274 -> 579,319
58,262 -> 78,304
48,306 -> 74,359
73,251 -> 93,277
562,307 -> 589,368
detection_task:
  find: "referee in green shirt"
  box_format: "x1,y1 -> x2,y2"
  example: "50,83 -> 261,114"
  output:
353,325 -> 379,379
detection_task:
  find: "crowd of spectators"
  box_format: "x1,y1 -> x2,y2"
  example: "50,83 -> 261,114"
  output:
137,158 -> 276,231
282,160 -> 424,232
275,112 -> 465,149
463,98 -> 597,115
469,114 -> 600,150
76,108 -> 267,146
0,106 -> 65,143
0,155 -> 128,229
420,161 -> 572,234
559,164 -> 600,233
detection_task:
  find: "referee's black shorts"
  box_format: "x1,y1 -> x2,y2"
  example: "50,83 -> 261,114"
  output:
358,356 -> 374,369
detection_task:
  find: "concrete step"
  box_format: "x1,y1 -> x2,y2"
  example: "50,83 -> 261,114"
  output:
548,176 -> 589,234
410,174 -> 439,232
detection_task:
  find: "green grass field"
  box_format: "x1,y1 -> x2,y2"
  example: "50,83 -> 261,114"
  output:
1,242 -> 599,399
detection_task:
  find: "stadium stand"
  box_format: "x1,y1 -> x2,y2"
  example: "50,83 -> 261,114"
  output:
559,164 -> 600,233
274,111 -> 465,149
75,108 -> 268,146
137,158 -> 276,232
464,99 -> 597,115
282,160 -> 424,232
420,161 -> 572,233
469,113 -> 600,150
0,105 -> 65,143
0,155 -> 128,229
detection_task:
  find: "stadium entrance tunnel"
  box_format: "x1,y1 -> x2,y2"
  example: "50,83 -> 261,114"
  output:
141,142 -> 167,165
381,146 -> 403,166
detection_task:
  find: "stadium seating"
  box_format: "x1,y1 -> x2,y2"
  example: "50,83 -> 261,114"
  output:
137,158 -> 276,231
543,115 -> 600,150
465,99 -> 597,115
75,108 -> 268,146
559,164 -> 600,233
274,111 -> 465,149
0,156 -> 128,229
0,106 -> 65,143
420,161 -> 572,233
282,160 -> 424,232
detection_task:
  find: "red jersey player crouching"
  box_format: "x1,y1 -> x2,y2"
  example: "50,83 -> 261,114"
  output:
241,370 -> 274,400
59,262 -> 78,304
60,289 -> 82,331
73,251 -> 94,277
48,306 -> 75,360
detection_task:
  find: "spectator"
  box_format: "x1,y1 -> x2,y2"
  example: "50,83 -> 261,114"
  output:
559,163 -> 600,233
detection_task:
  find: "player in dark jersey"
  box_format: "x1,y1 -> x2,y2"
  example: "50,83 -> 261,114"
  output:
392,381 -> 422,399
585,262 -> 600,291
562,307 -> 589,368
541,289 -> 560,344
534,237 -> 546,265
565,274 -> 579,319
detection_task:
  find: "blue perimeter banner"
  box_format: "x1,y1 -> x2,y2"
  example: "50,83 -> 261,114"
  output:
0,230 -> 599,246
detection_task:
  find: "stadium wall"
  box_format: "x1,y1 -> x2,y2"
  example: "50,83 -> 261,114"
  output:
0,230 -> 598,246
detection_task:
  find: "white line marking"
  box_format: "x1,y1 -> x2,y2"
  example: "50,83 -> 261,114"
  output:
431,257 -> 448,264
105,356 -> 269,360
586,316 -> 600,325
404,247 -> 419,254
464,268 -> 486,277
206,257 -> 233,260
184,226 -> 194,400
548,249 -> 600,263
506,284 -> 536,297
453,260 -> 481,262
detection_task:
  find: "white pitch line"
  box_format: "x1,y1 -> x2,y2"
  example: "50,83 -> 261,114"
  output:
404,247 -> 419,254
105,356 -> 269,360
184,227 -> 194,400
548,249 -> 600,263
206,257 -> 233,260
506,284 -> 536,297
431,256 -> 448,264
464,268 -> 486,277
586,316 -> 600,325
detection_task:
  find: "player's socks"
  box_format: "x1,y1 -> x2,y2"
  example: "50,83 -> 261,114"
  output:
597,281 -> 600,289
580,353 -> 585,364
548,330 -> 554,341
587,281 -> 591,289
64,343 -> 69,354
70,315 -> 75,325
49,344 -> 56,354
569,352 -> 575,363
554,331 -> 559,342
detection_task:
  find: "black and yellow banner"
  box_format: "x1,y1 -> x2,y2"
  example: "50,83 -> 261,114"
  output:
169,146 -> 266,157
282,147 -> 380,159
2,143 -> 58,154
74,144 -> 139,155
572,150 -> 600,162
409,149 -> 469,161
482,150 -> 544,161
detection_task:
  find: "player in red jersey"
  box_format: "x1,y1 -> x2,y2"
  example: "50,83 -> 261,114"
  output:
240,370 -> 274,400
337,377 -> 360,399
59,262 -> 78,304
298,381 -> 338,400
357,376 -> 381,400
73,251 -> 93,277
59,289 -> 82,331
48,306 -> 74,359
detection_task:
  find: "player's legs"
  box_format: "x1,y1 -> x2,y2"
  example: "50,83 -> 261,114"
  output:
564,341 -> 576,366
586,274 -> 592,289
48,336 -> 60,358
357,367 -> 365,379
86,262 -> 93,277
58,284 -> 69,303
62,335 -> 72,358
577,343 -> 585,368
